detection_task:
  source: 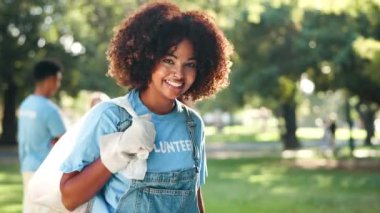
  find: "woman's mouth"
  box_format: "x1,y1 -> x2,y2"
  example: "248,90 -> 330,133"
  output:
165,80 -> 184,88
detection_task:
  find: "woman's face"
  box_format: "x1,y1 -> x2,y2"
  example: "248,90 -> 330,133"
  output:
147,39 -> 197,101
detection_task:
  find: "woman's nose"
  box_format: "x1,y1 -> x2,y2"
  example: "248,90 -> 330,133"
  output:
172,65 -> 183,78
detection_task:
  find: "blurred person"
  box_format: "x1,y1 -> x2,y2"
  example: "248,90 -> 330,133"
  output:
328,118 -> 337,150
328,118 -> 339,156
320,117 -> 336,157
90,91 -> 110,108
17,59 -> 66,212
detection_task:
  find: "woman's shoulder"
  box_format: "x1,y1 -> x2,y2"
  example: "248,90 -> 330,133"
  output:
91,100 -> 121,114
85,100 -> 131,124
179,102 -> 204,128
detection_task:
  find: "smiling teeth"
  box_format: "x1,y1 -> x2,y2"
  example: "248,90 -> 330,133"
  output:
166,80 -> 183,87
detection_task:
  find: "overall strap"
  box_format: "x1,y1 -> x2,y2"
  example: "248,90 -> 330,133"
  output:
110,96 -> 138,118
109,95 -> 137,131
182,105 -> 200,173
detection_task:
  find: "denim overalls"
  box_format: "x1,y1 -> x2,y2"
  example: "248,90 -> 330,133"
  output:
90,99 -> 201,213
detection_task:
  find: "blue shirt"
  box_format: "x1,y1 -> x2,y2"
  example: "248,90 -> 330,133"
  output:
61,90 -> 207,210
18,95 -> 66,172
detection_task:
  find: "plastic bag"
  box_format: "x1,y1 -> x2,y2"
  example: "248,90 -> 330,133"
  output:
27,97 -> 136,212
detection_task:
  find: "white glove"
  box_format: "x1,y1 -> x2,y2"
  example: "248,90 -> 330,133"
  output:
100,114 -> 155,173
120,158 -> 148,180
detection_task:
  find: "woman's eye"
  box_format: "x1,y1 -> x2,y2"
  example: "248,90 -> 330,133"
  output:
186,62 -> 196,68
162,58 -> 174,65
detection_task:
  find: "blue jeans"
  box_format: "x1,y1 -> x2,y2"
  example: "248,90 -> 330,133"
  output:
115,168 -> 199,213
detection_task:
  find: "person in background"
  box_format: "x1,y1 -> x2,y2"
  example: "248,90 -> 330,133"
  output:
17,59 -> 66,212
328,118 -> 337,152
320,116 -> 337,157
90,91 -> 110,108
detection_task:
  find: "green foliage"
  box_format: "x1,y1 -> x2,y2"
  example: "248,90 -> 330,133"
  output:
196,0 -> 380,114
0,0 -> 79,99
57,0 -> 140,96
364,52 -> 380,83
0,1 -> 46,88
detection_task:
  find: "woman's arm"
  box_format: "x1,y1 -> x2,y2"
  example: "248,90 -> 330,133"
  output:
197,188 -> 204,213
60,158 -> 111,211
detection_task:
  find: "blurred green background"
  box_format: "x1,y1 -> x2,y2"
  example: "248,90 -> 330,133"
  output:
1,0 -> 380,212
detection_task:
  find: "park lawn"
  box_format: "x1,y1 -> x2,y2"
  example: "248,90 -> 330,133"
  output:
203,158 -> 380,213
1,159 -> 380,213
0,163 -> 22,213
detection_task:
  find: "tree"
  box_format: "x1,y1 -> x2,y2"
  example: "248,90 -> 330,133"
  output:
0,0 -> 143,145
298,10 -> 360,149
300,2 -> 380,146
349,2 -> 380,145
56,0 -> 140,96
0,0 -> 63,145
229,3 -> 308,149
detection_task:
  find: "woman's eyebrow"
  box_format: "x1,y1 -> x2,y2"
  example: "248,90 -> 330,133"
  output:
167,53 -> 177,58
167,53 -> 196,61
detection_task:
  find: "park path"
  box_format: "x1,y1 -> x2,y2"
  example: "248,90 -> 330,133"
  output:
0,141 -> 290,163
1,140 -> 379,170
206,140 -> 344,159
206,140 -> 380,171
0,140 -> 350,163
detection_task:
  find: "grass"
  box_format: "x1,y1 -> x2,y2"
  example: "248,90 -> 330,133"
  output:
1,159 -> 379,213
203,158 -> 380,213
205,126 -> 375,143
0,163 -> 22,213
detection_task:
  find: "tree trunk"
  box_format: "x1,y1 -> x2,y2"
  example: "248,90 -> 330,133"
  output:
0,81 -> 17,146
345,98 -> 355,155
355,102 -> 376,146
280,102 -> 300,150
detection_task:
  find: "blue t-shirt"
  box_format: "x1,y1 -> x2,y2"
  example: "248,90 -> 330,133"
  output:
60,89 -> 207,210
18,95 -> 66,172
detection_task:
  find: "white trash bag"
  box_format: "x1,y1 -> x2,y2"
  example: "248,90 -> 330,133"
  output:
27,97 -> 137,212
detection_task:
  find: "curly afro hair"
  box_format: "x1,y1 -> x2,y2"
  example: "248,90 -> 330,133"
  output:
107,1 -> 233,101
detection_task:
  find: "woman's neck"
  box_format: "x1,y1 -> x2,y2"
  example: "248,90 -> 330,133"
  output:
139,89 -> 175,115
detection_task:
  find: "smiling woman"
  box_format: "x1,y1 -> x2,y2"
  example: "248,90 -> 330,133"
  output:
49,1 -> 234,213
